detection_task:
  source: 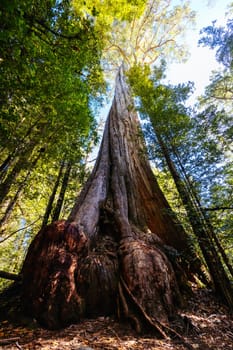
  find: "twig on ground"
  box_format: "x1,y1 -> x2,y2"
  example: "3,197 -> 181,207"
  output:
0,337 -> 20,345
16,341 -> 24,350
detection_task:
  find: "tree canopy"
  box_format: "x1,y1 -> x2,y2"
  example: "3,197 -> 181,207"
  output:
0,0 -> 106,288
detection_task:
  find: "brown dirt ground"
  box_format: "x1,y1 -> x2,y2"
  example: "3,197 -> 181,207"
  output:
0,287 -> 233,350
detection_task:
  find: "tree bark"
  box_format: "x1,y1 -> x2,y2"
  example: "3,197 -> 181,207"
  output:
0,155 -> 12,181
52,161 -> 72,221
41,160 -> 66,229
21,66 -> 203,332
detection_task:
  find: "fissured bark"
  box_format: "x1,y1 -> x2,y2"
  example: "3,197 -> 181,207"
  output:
22,66 -> 201,333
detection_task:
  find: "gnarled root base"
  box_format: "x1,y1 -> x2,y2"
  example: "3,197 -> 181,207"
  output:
117,234 -> 185,337
22,219 -> 190,337
22,220 -> 119,329
21,221 -> 87,329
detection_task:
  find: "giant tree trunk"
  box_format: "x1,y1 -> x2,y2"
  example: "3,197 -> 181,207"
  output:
21,66 -> 202,333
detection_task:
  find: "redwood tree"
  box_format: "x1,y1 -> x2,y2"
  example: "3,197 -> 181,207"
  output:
21,66 -> 203,334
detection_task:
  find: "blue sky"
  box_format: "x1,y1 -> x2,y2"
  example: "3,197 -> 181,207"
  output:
166,0 -> 231,103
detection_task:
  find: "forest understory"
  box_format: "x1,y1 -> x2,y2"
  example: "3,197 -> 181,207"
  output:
0,286 -> 233,350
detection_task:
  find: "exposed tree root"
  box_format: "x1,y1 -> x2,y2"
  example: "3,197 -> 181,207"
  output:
119,277 -> 196,350
118,277 -> 168,338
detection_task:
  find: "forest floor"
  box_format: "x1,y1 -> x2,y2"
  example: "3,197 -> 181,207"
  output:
0,286 -> 233,350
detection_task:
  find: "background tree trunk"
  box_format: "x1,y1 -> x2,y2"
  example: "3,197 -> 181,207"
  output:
21,66 -> 203,333
52,161 -> 72,221
155,132 -> 233,309
41,160 -> 65,229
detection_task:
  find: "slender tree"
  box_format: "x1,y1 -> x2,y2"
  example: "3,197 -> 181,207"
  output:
52,161 -> 72,221
41,160 -> 66,229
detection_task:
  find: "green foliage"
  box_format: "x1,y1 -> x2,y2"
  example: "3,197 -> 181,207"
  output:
101,0 -> 195,67
199,13 -> 233,107
0,0 -> 105,169
153,168 -> 191,226
0,0 -> 106,280
127,63 -> 193,140
197,14 -> 233,264
0,0 -> 104,153
74,0 -> 146,25
199,17 -> 233,68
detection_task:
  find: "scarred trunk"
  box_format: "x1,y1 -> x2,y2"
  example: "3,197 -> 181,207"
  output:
21,66 -> 201,333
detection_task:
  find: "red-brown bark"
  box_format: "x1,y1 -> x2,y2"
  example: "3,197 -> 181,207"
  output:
21,66 -> 202,333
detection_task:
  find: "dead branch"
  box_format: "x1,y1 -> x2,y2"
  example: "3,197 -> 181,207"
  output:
0,270 -> 21,281
0,337 -> 20,345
